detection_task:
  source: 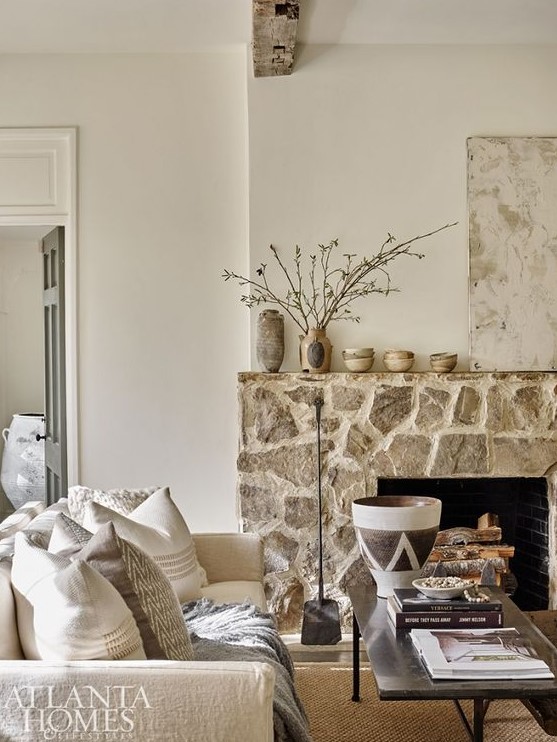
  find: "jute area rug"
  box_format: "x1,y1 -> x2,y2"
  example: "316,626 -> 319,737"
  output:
294,663 -> 553,742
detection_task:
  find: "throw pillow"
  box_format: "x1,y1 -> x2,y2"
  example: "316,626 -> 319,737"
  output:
83,486 -> 204,602
68,484 -> 160,525
11,532 -> 146,661
48,510 -> 91,556
49,514 -> 194,660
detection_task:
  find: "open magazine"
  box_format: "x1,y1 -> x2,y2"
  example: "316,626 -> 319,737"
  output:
411,627 -> 555,680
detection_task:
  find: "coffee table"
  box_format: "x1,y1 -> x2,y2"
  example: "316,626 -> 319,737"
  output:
349,584 -> 557,742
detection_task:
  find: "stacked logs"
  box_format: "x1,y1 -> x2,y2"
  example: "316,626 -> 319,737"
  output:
422,513 -> 515,587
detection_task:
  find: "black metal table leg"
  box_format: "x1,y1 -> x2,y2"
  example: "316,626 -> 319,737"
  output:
352,610 -> 361,702
454,699 -> 489,742
472,698 -> 488,742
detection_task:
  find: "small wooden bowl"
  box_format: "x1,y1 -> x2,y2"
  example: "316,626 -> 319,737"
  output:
383,355 -> 414,372
342,348 -> 374,359
384,349 -> 414,359
344,356 -> 374,372
430,352 -> 457,373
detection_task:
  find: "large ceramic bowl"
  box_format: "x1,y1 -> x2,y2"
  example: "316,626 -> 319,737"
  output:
352,495 -> 442,598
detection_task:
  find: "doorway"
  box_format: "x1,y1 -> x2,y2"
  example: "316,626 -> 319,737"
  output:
0,225 -> 64,516
0,126 -> 77,513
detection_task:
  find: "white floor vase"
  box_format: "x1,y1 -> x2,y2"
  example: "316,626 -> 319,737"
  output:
0,413 -> 45,509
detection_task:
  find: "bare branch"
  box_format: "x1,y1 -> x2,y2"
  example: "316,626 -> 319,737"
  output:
222,222 -> 456,332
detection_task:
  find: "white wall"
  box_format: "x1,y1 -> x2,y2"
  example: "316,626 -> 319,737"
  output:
0,239 -> 43,515
0,240 -> 44,421
1,46 -> 556,531
248,45 -> 557,372
0,53 -> 249,531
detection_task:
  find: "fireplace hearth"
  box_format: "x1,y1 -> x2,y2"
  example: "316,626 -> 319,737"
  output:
238,372 -> 557,631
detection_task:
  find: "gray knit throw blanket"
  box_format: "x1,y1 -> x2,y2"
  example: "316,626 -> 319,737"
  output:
182,599 -> 312,742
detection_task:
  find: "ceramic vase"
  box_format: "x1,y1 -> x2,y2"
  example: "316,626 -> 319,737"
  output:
352,495 -> 442,598
300,328 -> 332,374
0,413 -> 46,509
256,310 -> 285,373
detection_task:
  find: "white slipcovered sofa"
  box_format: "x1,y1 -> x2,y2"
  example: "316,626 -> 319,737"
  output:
0,497 -> 277,742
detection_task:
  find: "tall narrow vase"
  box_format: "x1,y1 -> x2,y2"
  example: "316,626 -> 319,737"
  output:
300,328 -> 332,374
256,310 -> 285,373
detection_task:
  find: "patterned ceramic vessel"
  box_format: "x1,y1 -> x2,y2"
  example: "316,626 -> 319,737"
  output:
352,495 -> 442,598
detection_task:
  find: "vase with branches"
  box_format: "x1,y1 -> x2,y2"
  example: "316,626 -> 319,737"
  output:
223,222 -> 456,372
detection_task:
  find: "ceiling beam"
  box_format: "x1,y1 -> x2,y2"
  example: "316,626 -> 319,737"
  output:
252,1 -> 299,78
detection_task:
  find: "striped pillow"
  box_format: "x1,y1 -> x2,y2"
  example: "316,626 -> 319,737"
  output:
83,486 -> 203,602
11,532 -> 146,661
49,515 -> 193,661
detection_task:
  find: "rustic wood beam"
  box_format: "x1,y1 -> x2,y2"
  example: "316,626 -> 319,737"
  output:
252,1 -> 299,77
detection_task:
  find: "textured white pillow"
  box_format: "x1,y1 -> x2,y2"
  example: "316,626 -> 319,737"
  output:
68,485 -> 160,525
83,486 -> 204,602
49,515 -> 194,661
11,532 -> 147,661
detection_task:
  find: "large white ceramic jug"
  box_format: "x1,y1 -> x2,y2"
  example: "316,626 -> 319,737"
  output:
0,413 -> 46,509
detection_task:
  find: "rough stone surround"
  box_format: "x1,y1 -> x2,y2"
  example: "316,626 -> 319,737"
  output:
237,372 -> 557,632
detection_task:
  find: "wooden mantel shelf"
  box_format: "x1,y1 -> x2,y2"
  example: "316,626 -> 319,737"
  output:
239,371 -> 557,381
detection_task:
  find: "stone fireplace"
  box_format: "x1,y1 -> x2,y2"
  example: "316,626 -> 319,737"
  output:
237,371 -> 557,632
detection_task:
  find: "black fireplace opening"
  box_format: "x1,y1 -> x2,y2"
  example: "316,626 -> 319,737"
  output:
377,477 -> 549,611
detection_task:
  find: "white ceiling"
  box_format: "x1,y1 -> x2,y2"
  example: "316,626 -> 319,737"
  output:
0,0 -> 556,53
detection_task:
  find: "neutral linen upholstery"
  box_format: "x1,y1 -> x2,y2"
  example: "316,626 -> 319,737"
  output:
68,484 -> 159,525
49,514 -> 194,660
0,660 -> 275,742
0,561 -> 23,659
11,533 -> 146,661
193,532 -> 265,583
83,487 -> 204,602
0,500 -> 275,741
0,501 -> 46,540
193,533 -> 267,610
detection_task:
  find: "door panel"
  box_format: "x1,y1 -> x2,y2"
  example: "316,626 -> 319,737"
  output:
42,227 -> 67,504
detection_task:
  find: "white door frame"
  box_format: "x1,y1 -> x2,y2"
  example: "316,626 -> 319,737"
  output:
0,128 -> 78,486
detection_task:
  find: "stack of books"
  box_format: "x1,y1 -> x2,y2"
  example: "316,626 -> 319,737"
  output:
387,587 -> 504,630
411,627 -> 554,680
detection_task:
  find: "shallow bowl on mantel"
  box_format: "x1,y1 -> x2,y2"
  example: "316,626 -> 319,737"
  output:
342,347 -> 374,359
383,352 -> 414,372
430,352 -> 458,373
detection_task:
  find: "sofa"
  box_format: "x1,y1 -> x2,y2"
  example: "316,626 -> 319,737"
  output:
0,494 -> 283,742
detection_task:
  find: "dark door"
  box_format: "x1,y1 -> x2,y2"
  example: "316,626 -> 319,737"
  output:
42,227 -> 67,505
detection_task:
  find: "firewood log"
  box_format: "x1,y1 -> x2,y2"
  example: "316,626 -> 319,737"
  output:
428,544 -> 515,562
435,526 -> 502,546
